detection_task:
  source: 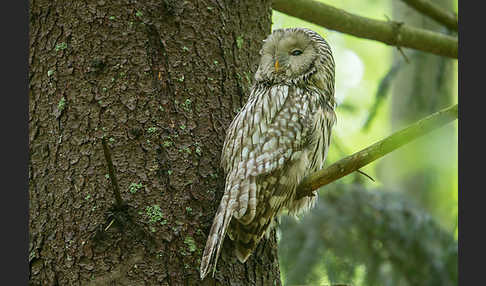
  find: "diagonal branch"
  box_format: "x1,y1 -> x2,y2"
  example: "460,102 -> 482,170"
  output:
296,104 -> 458,200
272,0 -> 458,59
400,0 -> 458,31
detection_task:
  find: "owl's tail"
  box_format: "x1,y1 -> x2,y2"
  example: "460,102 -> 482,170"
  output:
228,208 -> 276,263
232,223 -> 262,263
200,191 -> 235,280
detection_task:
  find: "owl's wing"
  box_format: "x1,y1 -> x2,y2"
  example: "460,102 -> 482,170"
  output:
201,84 -> 313,279
222,84 -> 314,220
220,84 -> 291,172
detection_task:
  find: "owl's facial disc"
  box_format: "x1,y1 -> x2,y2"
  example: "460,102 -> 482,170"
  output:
274,34 -> 315,77
255,29 -> 324,83
273,44 -> 310,77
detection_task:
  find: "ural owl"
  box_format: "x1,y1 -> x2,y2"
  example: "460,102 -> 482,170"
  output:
200,28 -> 336,279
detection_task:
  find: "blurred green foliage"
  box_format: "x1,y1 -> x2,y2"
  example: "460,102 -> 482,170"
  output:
279,183 -> 457,286
272,0 -> 458,285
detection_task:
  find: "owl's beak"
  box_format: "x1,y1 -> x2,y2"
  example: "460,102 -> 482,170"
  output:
274,59 -> 279,72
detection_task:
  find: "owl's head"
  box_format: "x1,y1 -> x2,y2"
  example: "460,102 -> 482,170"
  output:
255,28 -> 334,92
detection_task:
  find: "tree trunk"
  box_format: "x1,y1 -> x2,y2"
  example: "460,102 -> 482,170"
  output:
29,1 -> 280,285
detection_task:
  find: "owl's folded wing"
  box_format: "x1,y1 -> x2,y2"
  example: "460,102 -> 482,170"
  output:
222,84 -> 316,221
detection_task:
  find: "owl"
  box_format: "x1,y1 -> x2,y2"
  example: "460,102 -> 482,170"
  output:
200,28 -> 336,279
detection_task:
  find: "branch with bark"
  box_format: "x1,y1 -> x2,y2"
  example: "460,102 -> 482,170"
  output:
296,104 -> 458,200
272,0 -> 458,58
400,0 -> 458,31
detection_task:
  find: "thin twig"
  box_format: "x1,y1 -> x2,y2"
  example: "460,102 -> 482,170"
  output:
396,46 -> 410,63
385,16 -> 410,64
296,104 -> 458,199
356,169 -> 375,182
104,218 -> 115,231
101,137 -> 124,208
400,0 -> 458,31
272,0 -> 457,58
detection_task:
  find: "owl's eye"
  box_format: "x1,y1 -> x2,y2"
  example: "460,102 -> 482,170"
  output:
290,49 -> 303,56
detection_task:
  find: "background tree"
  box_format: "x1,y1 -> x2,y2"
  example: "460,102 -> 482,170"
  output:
379,0 -> 457,232
273,0 -> 457,285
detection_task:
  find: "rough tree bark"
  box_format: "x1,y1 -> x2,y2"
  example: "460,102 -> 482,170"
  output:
28,0 -> 281,285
